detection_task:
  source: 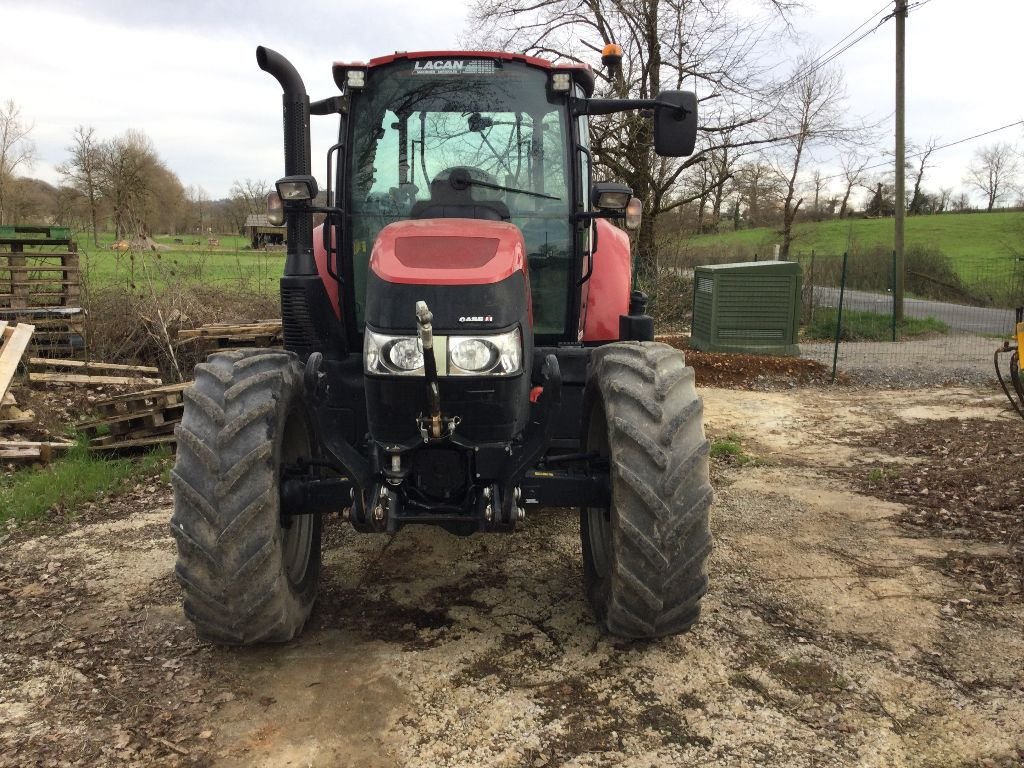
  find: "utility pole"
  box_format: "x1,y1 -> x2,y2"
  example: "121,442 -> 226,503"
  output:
894,0 -> 907,321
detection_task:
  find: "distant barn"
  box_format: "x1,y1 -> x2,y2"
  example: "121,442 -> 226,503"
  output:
244,214 -> 286,249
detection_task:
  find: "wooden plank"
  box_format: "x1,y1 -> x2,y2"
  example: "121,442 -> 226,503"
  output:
96,382 -> 190,404
89,433 -> 178,453
0,323 -> 34,403
29,372 -> 163,386
29,358 -> 160,374
0,440 -> 73,462
0,279 -> 81,286
0,265 -> 82,275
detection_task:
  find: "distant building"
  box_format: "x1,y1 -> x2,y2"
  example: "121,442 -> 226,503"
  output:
244,214 -> 286,249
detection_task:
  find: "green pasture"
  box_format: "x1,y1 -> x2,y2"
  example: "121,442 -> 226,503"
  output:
679,211 -> 1024,266
75,236 -> 284,294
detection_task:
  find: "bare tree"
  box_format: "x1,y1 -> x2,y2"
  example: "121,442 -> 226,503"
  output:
228,178 -> 270,233
466,0 -> 799,274
809,169 -> 828,220
733,160 -> 783,228
964,142 -> 1020,211
185,185 -> 209,236
0,100 -> 37,226
837,152 -> 868,218
951,190 -> 971,212
98,130 -> 185,238
908,136 -> 939,215
57,125 -> 103,245
937,186 -> 953,213
769,54 -> 856,259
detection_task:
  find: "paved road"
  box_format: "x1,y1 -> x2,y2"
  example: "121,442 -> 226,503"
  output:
814,286 -> 1017,335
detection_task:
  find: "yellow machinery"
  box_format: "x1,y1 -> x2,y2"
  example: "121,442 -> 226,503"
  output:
995,306 -> 1023,419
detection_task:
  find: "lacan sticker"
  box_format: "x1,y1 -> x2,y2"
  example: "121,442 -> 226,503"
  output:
412,60 -> 496,75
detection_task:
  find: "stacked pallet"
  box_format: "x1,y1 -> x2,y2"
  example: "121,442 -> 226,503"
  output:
177,319 -> 283,351
0,226 -> 85,357
77,382 -> 190,452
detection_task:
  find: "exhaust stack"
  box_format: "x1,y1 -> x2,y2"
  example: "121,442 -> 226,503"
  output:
256,46 -> 315,276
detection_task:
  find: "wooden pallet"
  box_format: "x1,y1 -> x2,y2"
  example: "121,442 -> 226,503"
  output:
79,402 -> 184,441
0,250 -> 80,309
177,320 -> 283,350
79,382 -> 191,451
92,382 -> 189,419
0,308 -> 86,357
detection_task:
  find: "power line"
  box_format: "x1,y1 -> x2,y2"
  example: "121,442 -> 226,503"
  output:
814,2 -> 892,65
820,119 -> 1024,183
743,5 -> 895,110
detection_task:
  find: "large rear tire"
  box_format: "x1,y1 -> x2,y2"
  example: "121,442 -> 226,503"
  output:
581,342 -> 713,638
170,349 -> 321,645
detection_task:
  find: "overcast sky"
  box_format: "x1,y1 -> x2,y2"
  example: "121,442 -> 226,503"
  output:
2,0 -> 1022,203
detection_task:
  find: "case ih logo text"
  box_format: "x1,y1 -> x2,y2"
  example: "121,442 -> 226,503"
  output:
459,315 -> 493,323
413,60 -> 466,74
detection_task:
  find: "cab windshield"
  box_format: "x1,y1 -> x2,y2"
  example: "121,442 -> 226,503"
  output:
348,59 -> 572,336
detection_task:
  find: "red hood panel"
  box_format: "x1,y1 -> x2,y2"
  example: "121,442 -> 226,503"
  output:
371,219 -> 527,286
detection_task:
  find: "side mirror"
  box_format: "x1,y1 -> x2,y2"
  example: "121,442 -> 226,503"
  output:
653,90 -> 697,157
592,182 -> 633,210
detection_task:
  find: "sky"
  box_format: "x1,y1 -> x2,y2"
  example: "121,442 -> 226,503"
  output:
2,0 -> 1022,204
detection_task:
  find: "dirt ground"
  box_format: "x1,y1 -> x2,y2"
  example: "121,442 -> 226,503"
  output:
2,375 -> 1023,766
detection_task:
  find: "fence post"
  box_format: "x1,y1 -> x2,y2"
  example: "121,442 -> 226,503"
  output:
831,251 -> 849,384
808,250 -> 816,325
891,249 -> 897,342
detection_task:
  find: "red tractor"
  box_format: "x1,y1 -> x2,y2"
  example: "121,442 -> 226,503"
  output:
170,46 -> 712,644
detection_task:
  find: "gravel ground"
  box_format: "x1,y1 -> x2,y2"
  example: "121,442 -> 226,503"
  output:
800,335 -> 1003,388
2,379 -> 1022,766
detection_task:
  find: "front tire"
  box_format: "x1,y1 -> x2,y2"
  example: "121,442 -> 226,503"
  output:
170,349 -> 321,645
581,342 -> 713,638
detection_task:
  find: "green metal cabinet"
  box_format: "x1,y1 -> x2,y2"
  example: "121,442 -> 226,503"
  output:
689,261 -> 801,356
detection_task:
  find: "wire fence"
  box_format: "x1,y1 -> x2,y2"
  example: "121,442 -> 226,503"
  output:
791,250 -> 1024,385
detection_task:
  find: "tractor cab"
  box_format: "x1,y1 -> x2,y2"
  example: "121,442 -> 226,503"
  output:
339,53 -> 588,339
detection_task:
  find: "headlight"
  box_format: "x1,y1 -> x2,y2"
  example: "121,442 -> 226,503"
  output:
449,328 -> 521,376
365,330 -> 424,375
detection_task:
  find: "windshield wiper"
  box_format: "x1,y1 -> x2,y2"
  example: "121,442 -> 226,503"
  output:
468,177 -> 560,201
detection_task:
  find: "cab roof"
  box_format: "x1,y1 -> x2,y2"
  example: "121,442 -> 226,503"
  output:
332,50 -> 595,97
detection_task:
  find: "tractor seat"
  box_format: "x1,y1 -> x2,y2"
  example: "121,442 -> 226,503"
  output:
411,168 -> 511,222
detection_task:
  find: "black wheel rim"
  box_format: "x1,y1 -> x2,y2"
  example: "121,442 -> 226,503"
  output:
280,407 -> 313,587
585,396 -> 613,578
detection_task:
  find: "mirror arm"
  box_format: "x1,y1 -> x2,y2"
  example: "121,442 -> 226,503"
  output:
576,210 -> 624,220
574,98 -> 692,119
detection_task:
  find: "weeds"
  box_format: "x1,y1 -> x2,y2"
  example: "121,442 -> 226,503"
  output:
0,438 -> 171,526
710,432 -> 756,465
866,466 -> 901,485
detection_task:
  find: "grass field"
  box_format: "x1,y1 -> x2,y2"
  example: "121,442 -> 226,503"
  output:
75,234 -> 284,295
680,210 -> 1024,265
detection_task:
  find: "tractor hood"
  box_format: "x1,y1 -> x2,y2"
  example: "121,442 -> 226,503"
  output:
366,219 -> 533,333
